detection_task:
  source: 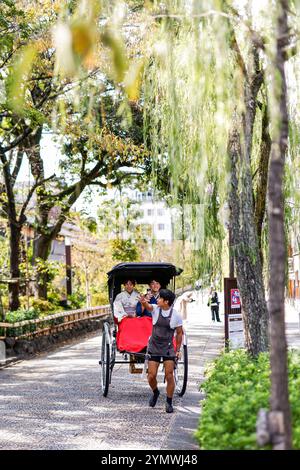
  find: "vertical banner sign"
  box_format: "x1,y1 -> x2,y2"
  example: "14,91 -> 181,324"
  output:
230,289 -> 241,309
224,279 -> 244,350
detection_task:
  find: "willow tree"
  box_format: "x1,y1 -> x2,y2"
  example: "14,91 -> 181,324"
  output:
142,0 -> 271,354
224,4 -> 270,355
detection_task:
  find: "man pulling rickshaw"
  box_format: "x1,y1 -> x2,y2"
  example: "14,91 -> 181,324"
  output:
140,288 -> 183,413
99,262 -> 188,412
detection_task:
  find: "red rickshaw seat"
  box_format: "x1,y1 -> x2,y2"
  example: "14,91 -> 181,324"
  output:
116,316 -> 153,353
116,316 -> 177,354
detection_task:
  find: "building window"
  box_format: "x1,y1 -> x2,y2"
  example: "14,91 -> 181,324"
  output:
158,209 -> 164,216
147,209 -> 154,216
158,224 -> 165,231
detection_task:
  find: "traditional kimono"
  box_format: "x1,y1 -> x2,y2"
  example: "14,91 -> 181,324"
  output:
113,289 -> 140,322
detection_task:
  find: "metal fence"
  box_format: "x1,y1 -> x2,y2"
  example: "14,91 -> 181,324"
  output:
0,305 -> 111,340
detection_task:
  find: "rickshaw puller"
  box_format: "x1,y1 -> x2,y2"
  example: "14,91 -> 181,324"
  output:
140,289 -> 183,413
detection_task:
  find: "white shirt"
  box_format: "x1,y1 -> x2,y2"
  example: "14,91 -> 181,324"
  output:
113,289 -> 140,321
151,305 -> 183,330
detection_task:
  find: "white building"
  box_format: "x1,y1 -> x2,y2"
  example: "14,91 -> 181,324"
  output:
132,190 -> 173,242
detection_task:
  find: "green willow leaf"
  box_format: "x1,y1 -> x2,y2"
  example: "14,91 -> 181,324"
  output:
101,26 -> 128,83
7,44 -> 37,115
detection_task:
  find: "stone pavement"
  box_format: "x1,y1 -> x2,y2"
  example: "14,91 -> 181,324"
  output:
1,294 -> 299,451
0,294 -> 224,450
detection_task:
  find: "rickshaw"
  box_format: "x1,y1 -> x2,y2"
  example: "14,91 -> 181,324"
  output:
99,262 -> 188,397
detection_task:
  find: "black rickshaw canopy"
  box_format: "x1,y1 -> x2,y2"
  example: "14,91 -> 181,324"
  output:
107,262 -> 183,304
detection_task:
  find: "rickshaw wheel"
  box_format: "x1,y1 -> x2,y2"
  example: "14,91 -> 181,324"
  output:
174,344 -> 188,397
100,322 -> 111,397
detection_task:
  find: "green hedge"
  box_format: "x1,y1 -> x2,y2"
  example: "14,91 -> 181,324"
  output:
5,307 -> 40,323
4,307 -> 40,337
195,349 -> 300,450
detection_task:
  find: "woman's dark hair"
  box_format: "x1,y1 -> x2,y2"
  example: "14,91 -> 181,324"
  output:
159,289 -> 175,306
123,279 -> 136,286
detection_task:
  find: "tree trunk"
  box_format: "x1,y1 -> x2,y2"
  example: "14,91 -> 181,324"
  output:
27,134 -> 105,299
228,122 -> 269,356
0,149 -> 21,311
226,21 -> 270,356
254,101 -> 272,265
32,233 -> 52,299
267,0 -> 292,450
26,128 -> 52,299
8,221 -> 21,311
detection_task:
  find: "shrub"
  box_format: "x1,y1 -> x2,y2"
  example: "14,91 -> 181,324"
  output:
5,307 -> 40,337
18,295 -> 60,313
5,307 -> 40,323
66,292 -> 86,310
47,291 -> 63,308
91,292 -> 109,306
195,349 -> 300,450
31,298 -> 56,313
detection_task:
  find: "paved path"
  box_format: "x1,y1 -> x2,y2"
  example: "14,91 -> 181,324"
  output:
2,295 -> 299,450
0,295 -> 224,450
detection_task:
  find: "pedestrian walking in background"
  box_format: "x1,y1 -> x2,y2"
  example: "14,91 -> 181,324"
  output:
207,289 -> 221,322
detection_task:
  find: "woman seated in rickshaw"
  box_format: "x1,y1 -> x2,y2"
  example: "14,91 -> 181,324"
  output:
113,278 -> 154,366
113,278 -> 162,321
113,279 -> 140,322
113,279 -> 160,357
136,279 -> 161,317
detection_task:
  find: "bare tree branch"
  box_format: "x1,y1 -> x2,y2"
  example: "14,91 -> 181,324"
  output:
11,149 -> 24,186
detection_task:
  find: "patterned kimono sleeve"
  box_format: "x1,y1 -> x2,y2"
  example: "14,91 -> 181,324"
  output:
113,294 -> 127,321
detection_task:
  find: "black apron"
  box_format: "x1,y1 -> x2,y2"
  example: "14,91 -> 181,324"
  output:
148,307 -> 175,357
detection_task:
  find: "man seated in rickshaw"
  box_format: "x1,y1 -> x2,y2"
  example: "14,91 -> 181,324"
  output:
136,279 -> 161,317
140,289 -> 183,413
113,279 -> 140,322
